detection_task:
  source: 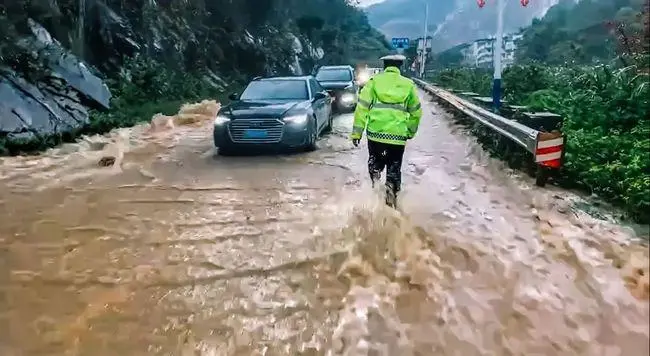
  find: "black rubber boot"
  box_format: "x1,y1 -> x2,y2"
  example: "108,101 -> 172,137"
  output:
370,174 -> 380,189
385,185 -> 397,208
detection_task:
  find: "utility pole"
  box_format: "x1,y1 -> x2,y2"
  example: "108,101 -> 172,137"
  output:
492,0 -> 504,112
420,2 -> 429,78
478,0 -> 530,112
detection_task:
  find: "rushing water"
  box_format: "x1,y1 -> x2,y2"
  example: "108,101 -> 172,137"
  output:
0,93 -> 648,355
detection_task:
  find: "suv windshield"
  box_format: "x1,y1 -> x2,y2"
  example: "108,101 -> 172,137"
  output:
240,80 -> 308,100
316,68 -> 352,82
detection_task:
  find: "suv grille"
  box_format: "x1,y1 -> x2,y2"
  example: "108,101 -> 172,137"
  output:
228,118 -> 284,143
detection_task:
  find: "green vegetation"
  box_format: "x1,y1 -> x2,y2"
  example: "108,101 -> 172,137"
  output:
516,0 -> 648,64
293,0 -> 391,65
85,56 -> 233,134
432,67 -> 493,95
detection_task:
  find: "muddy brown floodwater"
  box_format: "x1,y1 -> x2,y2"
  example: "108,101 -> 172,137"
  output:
0,91 -> 648,355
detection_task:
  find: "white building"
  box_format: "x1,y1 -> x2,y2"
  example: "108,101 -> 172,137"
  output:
461,33 -> 523,68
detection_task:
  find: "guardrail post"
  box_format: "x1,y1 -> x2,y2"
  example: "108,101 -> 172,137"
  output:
533,131 -> 564,187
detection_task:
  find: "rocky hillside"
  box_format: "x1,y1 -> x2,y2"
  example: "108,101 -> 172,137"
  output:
365,0 -> 558,51
0,0 -> 389,148
515,0 -> 649,63
423,0 -> 648,68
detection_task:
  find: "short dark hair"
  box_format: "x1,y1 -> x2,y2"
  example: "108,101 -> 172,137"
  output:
383,60 -> 403,69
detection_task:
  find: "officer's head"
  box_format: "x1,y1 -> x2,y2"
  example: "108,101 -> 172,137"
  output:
380,54 -> 406,69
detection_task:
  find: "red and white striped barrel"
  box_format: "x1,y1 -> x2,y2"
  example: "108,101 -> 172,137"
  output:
535,133 -> 564,168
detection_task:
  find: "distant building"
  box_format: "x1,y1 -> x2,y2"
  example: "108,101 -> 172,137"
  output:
462,33 -> 523,68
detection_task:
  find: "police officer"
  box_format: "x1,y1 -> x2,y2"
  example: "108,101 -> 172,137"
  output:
350,54 -> 423,208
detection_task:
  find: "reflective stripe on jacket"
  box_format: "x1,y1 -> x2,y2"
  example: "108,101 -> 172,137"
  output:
350,66 -> 423,146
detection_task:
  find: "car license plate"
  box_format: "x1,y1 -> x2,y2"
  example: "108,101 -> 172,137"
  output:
244,129 -> 268,138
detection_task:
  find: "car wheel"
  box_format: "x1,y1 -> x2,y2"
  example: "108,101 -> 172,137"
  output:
304,118 -> 318,152
323,111 -> 333,133
218,147 -> 234,156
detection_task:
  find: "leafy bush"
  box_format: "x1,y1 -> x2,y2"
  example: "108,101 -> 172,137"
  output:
87,56 -> 232,134
427,67 -> 493,95
426,63 -> 650,223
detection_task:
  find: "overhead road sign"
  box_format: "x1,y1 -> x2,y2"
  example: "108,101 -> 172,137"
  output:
391,37 -> 409,49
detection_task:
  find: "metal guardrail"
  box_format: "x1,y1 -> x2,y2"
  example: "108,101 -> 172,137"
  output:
412,78 -> 565,187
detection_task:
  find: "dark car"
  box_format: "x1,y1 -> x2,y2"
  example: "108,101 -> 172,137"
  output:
314,65 -> 358,112
213,76 -> 333,154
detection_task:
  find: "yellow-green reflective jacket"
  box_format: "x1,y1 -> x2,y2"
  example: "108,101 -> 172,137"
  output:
350,66 -> 423,146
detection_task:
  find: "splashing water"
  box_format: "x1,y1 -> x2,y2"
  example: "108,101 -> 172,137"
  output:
0,92 -> 647,355
327,201 -> 649,355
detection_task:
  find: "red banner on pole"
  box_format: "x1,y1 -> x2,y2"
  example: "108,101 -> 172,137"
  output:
478,0 -> 486,8
521,0 -> 529,6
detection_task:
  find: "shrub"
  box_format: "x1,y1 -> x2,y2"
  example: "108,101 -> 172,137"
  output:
85,56 -> 233,134
427,67 -> 492,95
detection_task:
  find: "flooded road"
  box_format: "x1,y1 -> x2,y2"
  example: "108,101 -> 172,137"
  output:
0,92 -> 648,355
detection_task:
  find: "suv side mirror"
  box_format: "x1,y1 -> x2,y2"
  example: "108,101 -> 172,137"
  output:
228,92 -> 239,101
313,92 -> 327,100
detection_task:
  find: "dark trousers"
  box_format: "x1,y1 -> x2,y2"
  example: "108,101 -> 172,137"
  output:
367,140 -> 405,207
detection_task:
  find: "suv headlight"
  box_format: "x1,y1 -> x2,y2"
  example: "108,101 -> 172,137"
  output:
214,114 -> 231,125
283,114 -> 308,125
344,84 -> 357,94
340,93 -> 356,103
357,72 -> 370,83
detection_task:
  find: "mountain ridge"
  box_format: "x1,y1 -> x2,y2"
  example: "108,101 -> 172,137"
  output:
365,0 -> 559,51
